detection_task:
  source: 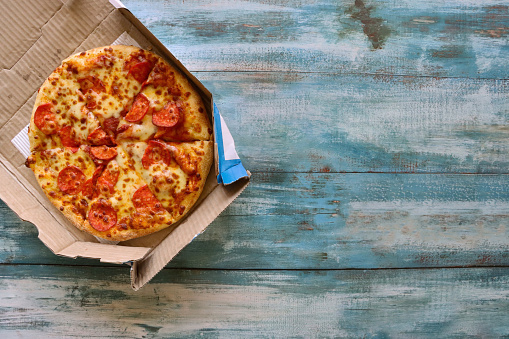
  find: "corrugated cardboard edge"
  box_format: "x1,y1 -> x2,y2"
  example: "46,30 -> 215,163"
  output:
131,176 -> 250,290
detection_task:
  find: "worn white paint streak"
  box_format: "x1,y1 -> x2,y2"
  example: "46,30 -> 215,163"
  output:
0,275 -> 342,337
348,200 -> 509,216
2,268 -> 509,337
412,18 -> 437,24
344,200 -> 509,249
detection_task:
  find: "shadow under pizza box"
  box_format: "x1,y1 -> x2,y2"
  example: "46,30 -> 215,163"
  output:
0,0 -> 249,290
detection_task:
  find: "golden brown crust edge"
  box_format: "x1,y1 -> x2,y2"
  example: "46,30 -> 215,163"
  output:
170,141 -> 214,226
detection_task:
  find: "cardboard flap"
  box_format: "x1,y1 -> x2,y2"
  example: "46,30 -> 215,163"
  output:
57,242 -> 151,264
0,0 -> 63,70
132,176 -> 250,290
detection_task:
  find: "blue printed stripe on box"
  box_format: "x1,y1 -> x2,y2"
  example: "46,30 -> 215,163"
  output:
213,104 -> 249,185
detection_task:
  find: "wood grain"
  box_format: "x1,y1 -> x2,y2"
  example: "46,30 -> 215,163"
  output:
123,0 -> 509,78
164,172 -> 509,269
198,72 -> 509,173
1,266 -> 509,338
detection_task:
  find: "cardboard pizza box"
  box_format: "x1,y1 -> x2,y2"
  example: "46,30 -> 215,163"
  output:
0,0 -> 249,290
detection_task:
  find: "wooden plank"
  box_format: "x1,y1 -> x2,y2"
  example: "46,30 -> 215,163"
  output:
1,266 -> 509,337
123,0 -> 509,79
200,72 -> 509,173
174,172 -> 509,269
3,173 -> 508,269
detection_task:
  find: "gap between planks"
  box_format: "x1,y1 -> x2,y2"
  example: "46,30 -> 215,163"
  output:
1,263 -> 508,271
191,70 -> 509,82
246,171 -> 509,175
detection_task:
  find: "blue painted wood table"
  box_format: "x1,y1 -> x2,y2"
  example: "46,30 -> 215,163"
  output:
2,0 -> 509,337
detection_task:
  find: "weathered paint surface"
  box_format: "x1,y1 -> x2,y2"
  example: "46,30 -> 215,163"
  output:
202,72 -> 509,174
123,0 -> 509,78
1,266 -> 509,338
1,0 -> 509,337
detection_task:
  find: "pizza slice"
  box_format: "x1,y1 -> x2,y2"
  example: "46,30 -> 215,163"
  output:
26,145 -> 174,241
28,64 -> 102,151
120,140 -> 213,223
116,57 -> 212,142
25,147 -> 98,227
64,46 -> 158,126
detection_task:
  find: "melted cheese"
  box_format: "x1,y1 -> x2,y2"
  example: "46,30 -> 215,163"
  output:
29,67 -> 101,151
120,141 -> 212,220
116,58 -> 212,142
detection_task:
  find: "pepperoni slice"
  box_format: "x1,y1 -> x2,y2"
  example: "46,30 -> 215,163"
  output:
87,127 -> 115,146
88,200 -> 117,231
81,167 -> 103,199
58,126 -> 80,148
152,102 -> 180,128
143,64 -> 175,89
78,75 -> 105,93
125,94 -> 150,123
90,146 -> 118,161
96,168 -> 119,196
132,185 -> 164,214
86,100 -> 97,110
92,55 -> 114,68
103,117 -> 120,137
34,103 -> 58,135
125,52 -> 149,71
128,61 -> 153,83
153,127 -> 167,139
142,140 -> 171,169
57,166 -> 86,195
81,179 -> 96,199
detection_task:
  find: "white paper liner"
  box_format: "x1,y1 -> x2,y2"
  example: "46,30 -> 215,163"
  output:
11,125 -> 30,159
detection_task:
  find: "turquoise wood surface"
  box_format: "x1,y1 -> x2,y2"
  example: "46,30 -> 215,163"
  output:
2,266 -> 509,338
125,0 -> 509,79
1,0 -> 509,337
203,73 -> 509,173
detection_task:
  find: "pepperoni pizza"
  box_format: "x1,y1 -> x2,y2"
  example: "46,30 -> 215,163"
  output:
26,45 -> 213,241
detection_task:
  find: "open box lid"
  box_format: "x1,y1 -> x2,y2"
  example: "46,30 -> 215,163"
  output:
0,0 -> 249,290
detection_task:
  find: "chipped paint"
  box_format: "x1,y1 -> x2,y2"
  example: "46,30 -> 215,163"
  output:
2,267 -> 509,337
346,0 -> 391,49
